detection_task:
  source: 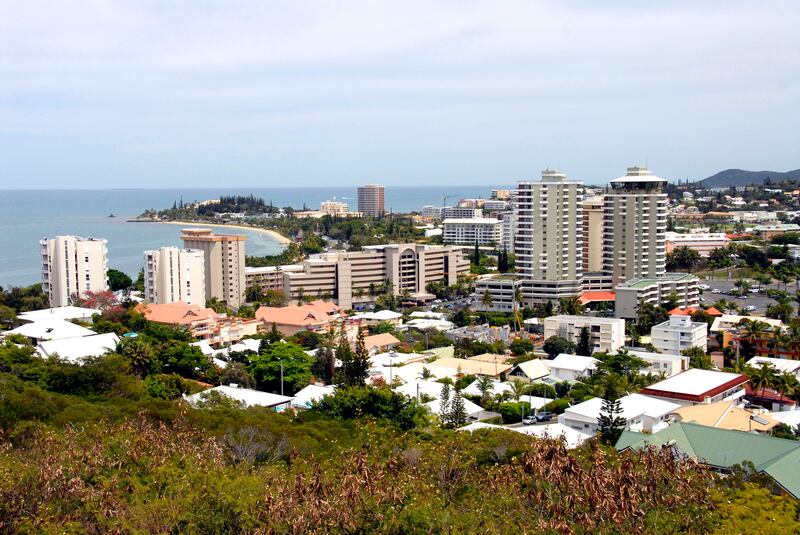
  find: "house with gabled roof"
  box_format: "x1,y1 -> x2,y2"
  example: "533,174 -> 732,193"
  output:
617,422 -> 800,499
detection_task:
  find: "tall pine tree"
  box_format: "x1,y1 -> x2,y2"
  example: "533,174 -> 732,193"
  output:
597,383 -> 626,445
576,326 -> 592,356
334,325 -> 354,387
349,328 -> 371,387
449,387 -> 469,428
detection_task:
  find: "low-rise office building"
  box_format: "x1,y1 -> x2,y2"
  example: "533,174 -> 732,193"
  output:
650,315 -> 708,354
639,369 -> 748,406
543,315 -> 626,354
283,244 -> 468,309
614,273 -> 700,320
442,218 -> 502,246
473,275 -> 522,312
665,231 -> 729,257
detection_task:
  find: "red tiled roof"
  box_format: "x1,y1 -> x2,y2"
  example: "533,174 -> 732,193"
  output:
579,291 -> 616,305
745,386 -> 798,405
135,302 -> 219,325
668,306 -> 723,317
255,300 -> 342,328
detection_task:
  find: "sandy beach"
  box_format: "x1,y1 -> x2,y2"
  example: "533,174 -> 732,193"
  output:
145,220 -> 292,245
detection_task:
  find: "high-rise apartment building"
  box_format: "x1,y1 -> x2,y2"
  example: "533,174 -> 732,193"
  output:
143,247 -> 206,306
357,184 -> 385,217
515,170 -> 583,303
41,236 -> 108,307
603,167 -> 668,287
581,196 -> 605,273
180,228 -> 246,309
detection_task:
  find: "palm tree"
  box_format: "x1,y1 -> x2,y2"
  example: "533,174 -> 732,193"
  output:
509,379 -> 529,403
118,338 -> 153,378
480,289 -> 493,311
749,362 -> 777,402
512,288 -> 524,334
558,296 -> 584,316
477,376 -> 495,407
775,372 -> 799,406
737,318 -> 772,362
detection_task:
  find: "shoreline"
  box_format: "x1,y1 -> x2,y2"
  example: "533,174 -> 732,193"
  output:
130,219 -> 292,245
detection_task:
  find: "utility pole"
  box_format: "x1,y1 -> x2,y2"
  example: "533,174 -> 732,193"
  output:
279,358 -> 284,396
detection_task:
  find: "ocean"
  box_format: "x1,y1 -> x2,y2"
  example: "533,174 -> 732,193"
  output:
0,186 -> 505,288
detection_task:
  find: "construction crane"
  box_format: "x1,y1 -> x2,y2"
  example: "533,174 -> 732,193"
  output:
442,193 -> 462,208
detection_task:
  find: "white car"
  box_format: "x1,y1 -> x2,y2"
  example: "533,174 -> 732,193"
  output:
699,284 -> 711,290
711,289 -> 721,294
745,305 -> 757,312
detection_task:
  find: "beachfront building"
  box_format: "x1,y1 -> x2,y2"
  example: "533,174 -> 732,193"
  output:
614,273 -> 700,320
282,244 -> 469,309
515,169 -> 583,303
40,235 -> 108,307
180,228 -> 246,309
650,315 -> 708,354
319,200 -> 349,216
143,247 -> 206,305
603,166 -> 668,287
543,315 -> 625,354
665,231 -> 729,257
245,265 -> 304,296
357,184 -> 385,217
442,218 -> 502,246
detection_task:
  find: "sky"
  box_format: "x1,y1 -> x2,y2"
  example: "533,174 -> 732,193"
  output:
1,1 -> 799,188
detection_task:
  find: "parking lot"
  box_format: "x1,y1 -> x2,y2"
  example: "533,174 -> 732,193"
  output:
699,279 -> 783,315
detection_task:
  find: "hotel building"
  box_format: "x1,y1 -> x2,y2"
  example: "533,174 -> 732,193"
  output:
180,228 -> 246,309
282,244 -> 469,309
603,167 -> 668,287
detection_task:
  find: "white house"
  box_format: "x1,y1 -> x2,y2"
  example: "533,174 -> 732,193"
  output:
7,319 -> 96,343
508,359 -> 551,383
627,349 -> 690,377
424,397 -> 485,419
545,354 -> 600,382
37,332 -> 120,364
18,306 -> 99,323
459,422 -> 592,449
290,384 -> 335,409
650,315 -> 708,354
746,356 -> 800,379
559,393 -> 681,434
184,385 -> 293,410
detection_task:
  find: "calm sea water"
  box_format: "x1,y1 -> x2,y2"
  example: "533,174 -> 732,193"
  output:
0,186 -> 503,287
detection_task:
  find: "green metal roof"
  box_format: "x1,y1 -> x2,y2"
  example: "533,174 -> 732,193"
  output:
616,422 -> 800,498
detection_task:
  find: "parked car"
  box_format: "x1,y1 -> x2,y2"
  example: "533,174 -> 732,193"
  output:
699,284 -> 711,290
534,411 -> 554,422
745,305 -> 757,312
711,288 -> 721,294
738,294 -> 748,300
522,415 -> 537,425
